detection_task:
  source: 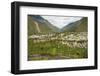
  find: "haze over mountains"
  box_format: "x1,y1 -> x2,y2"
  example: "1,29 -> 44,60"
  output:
28,15 -> 88,36
61,17 -> 88,32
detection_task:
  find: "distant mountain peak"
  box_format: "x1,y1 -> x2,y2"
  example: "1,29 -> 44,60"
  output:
28,15 -> 87,36
32,15 -> 43,20
31,15 -> 46,23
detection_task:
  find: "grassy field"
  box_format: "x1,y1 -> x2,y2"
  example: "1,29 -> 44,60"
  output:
28,32 -> 88,61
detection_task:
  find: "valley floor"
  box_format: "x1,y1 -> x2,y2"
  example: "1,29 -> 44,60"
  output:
28,32 -> 88,61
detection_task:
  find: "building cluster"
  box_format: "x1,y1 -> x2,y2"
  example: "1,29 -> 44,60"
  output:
29,32 -> 88,48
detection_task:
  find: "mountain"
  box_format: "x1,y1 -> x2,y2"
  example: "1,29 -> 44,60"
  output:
28,16 -> 88,36
28,15 -> 60,36
61,17 -> 88,32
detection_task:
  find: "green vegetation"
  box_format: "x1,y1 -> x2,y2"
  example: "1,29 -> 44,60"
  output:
28,16 -> 59,36
28,36 -> 88,61
28,16 -> 88,36
28,15 -> 88,61
62,17 -> 88,32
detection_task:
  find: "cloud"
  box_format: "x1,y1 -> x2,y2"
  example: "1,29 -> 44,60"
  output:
41,15 -> 82,28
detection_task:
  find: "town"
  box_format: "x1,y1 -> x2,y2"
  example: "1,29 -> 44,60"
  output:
29,32 -> 87,48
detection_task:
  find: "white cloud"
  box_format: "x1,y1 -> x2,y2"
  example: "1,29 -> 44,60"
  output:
41,16 -> 82,28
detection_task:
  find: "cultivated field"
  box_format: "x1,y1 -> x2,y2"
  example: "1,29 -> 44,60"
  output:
28,32 -> 88,61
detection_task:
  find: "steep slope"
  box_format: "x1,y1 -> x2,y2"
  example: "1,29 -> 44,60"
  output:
28,15 -> 59,36
61,17 -> 88,32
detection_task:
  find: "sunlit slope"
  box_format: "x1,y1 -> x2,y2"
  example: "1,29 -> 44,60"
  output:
28,16 -> 59,36
61,17 -> 88,32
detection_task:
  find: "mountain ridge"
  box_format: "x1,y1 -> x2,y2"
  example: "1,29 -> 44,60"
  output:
28,15 -> 60,36
61,17 -> 88,32
28,15 -> 88,36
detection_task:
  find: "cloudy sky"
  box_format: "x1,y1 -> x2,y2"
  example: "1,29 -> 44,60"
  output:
41,15 -> 82,28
